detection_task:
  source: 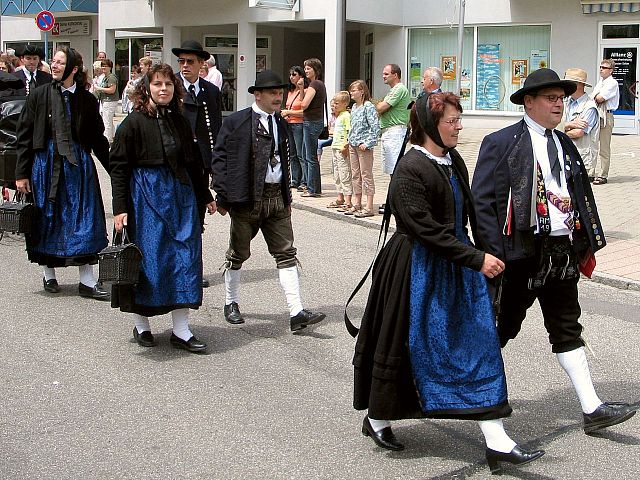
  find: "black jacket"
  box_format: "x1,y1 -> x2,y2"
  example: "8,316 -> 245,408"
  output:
472,120 -> 605,262
14,69 -> 53,94
15,83 -> 109,180
178,75 -> 222,171
211,107 -> 293,209
109,110 -> 214,215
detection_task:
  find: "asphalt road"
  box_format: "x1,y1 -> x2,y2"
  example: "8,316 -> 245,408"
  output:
1,206 -> 639,480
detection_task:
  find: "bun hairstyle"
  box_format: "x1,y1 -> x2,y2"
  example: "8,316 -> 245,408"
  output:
131,63 -> 184,115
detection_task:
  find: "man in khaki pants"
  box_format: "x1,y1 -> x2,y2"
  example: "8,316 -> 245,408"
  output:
591,59 -> 619,185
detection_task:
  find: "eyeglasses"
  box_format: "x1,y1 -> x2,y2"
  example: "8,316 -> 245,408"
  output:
533,94 -> 566,103
600,66 -> 612,70
177,58 -> 196,65
441,117 -> 462,126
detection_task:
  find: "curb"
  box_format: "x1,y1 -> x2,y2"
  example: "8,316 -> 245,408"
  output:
293,202 -> 640,292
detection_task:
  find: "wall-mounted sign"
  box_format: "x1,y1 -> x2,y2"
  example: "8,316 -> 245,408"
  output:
51,20 -> 91,37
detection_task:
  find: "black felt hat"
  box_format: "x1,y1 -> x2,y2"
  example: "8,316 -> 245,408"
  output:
248,70 -> 288,93
510,68 -> 577,105
19,44 -> 44,58
171,40 -> 210,60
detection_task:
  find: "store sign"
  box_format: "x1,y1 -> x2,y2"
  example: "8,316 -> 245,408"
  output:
51,20 -> 91,36
604,47 -> 637,115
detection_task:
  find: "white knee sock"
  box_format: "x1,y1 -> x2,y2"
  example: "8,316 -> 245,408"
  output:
43,267 -> 56,281
171,308 -> 193,341
479,419 -> 517,453
224,269 -> 241,305
278,266 -> 303,317
556,347 -> 602,414
78,264 -> 96,287
368,417 -> 391,433
133,314 -> 151,333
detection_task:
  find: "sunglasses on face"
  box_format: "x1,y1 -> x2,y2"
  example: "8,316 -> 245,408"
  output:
177,58 -> 196,65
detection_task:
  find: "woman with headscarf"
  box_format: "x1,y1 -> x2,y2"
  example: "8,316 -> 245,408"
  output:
352,92 -> 545,474
15,46 -> 110,299
109,63 -> 215,353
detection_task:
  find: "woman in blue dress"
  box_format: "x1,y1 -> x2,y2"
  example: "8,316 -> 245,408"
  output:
109,64 -> 215,353
15,47 -> 110,300
353,93 -> 545,474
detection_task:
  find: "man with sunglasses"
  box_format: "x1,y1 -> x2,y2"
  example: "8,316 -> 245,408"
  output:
472,68 -> 635,436
172,40 -> 222,288
590,59 -> 619,185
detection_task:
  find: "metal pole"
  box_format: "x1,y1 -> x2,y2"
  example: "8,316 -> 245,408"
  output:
44,31 -> 48,63
455,0 -> 466,95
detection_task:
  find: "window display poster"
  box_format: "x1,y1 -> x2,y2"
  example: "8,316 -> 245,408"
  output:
604,47 -> 636,115
460,68 -> 471,110
511,59 -> 528,84
442,55 -> 456,81
476,44 -> 501,110
410,59 -> 422,98
529,50 -> 548,72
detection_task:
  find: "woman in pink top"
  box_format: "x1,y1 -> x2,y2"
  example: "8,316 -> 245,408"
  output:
281,66 -> 306,189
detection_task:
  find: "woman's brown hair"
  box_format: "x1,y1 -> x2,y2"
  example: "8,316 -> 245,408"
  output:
131,63 -> 184,116
410,92 -> 462,145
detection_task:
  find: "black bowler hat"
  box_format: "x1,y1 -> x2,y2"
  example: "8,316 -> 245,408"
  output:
171,40 -> 210,60
510,68 -> 577,105
248,70 -> 288,93
19,44 -> 44,58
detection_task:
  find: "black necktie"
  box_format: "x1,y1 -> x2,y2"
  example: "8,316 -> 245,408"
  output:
268,114 -> 277,169
62,90 -> 71,118
28,73 -> 36,94
188,84 -> 197,103
545,129 -> 561,184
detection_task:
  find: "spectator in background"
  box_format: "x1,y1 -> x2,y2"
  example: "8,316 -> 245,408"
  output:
0,55 -> 14,73
590,59 -> 619,185
138,56 -> 152,77
199,63 -> 208,79
347,79 -> 380,217
281,65 -> 306,190
122,65 -> 142,114
94,58 -> 119,144
327,91 -> 352,211
205,55 -> 223,89
420,67 -> 443,97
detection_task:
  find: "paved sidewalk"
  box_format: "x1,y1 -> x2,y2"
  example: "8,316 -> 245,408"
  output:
295,128 -> 640,289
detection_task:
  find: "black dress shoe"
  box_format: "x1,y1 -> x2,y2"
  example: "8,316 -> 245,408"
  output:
43,278 -> 61,293
486,445 -> 545,475
78,282 -> 110,300
169,333 -> 207,353
583,402 -> 636,434
361,415 -> 404,451
133,327 -> 156,347
224,302 -> 245,324
290,309 -> 326,332
202,278 -> 210,288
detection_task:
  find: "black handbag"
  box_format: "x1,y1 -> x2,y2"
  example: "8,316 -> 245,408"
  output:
318,101 -> 330,139
0,192 -> 36,236
98,227 -> 143,285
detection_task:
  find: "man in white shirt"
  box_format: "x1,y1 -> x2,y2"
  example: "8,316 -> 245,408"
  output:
590,59 -> 620,185
205,56 -> 223,90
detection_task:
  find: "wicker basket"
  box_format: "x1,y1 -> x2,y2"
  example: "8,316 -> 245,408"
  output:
98,228 -> 142,285
0,195 -> 35,234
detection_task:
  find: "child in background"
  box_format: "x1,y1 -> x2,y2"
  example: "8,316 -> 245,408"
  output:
328,91 -> 352,209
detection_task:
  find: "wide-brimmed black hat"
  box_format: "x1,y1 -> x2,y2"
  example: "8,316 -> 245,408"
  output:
510,68 -> 577,105
171,40 -> 210,60
19,44 -> 44,58
248,70 -> 288,93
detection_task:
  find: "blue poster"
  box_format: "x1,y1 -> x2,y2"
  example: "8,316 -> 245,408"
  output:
477,44 -> 501,110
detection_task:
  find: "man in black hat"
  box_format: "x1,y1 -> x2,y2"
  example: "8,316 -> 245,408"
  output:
172,40 -> 222,288
211,69 -> 326,333
472,68 -> 635,434
15,44 -> 52,95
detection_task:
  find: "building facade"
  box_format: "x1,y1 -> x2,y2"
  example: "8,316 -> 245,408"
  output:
3,0 -> 640,131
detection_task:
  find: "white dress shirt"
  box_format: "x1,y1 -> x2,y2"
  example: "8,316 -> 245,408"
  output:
251,102 -> 282,184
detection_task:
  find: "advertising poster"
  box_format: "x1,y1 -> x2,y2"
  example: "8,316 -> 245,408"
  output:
410,59 -> 422,98
604,47 -> 636,115
460,68 -> 471,111
529,50 -> 548,72
476,44 -> 501,110
441,55 -> 456,81
511,59 -> 528,84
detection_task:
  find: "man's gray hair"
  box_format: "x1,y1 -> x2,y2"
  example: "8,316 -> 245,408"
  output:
206,56 -> 216,68
425,67 -> 443,87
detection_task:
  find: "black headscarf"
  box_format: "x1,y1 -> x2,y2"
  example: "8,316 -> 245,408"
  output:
414,92 -> 450,154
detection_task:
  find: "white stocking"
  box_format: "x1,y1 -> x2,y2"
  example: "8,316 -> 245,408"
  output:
78,264 -> 96,287
557,347 -> 602,414
43,267 -> 56,281
171,308 -> 193,341
479,419 -> 517,453
133,314 -> 151,333
278,266 -> 303,317
224,269 -> 241,305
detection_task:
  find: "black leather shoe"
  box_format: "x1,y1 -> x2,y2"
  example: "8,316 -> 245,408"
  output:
169,333 -> 207,353
361,415 -> 404,451
290,309 -> 326,332
486,445 -> 545,475
133,327 -> 156,347
224,302 -> 245,324
583,402 -> 636,434
78,282 -> 110,300
202,279 -> 210,288
43,278 -> 61,293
